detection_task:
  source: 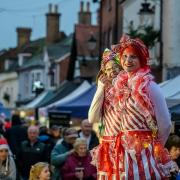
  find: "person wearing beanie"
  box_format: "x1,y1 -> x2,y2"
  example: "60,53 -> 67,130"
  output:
29,162 -> 50,180
0,136 -> 16,180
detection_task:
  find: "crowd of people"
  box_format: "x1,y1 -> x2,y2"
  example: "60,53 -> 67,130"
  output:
0,115 -> 99,180
0,34 -> 180,180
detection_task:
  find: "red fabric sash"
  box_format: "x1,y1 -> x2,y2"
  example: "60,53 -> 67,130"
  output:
98,136 -> 115,179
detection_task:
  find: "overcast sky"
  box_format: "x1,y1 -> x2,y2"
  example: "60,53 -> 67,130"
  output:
0,0 -> 98,50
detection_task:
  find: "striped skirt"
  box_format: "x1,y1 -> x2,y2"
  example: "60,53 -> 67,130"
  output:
115,130 -> 170,180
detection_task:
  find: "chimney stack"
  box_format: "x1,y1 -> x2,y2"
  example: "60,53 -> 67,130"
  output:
78,1 -> 91,25
46,4 -> 61,44
16,27 -> 32,48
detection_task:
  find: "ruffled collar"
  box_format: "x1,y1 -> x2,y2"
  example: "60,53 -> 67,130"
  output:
111,68 -> 155,118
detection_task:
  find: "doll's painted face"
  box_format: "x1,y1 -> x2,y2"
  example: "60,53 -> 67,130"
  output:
105,61 -> 120,80
121,46 -> 141,75
39,166 -> 50,180
0,149 -> 8,161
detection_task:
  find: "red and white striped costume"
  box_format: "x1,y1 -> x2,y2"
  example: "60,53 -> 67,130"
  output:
90,35 -> 172,180
110,69 -> 172,180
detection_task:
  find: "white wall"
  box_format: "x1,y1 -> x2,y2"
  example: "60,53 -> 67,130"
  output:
163,0 -> 180,80
0,72 -> 18,108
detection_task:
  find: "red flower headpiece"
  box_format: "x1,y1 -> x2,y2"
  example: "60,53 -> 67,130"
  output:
101,48 -> 119,72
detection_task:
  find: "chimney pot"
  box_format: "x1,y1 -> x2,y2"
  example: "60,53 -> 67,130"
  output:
87,2 -> 90,12
80,1 -> 84,12
49,4 -> 52,13
54,4 -> 58,13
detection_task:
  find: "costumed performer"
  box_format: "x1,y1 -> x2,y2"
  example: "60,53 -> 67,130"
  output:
111,34 -> 173,180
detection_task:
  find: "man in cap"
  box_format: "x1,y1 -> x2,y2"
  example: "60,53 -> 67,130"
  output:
51,127 -> 78,180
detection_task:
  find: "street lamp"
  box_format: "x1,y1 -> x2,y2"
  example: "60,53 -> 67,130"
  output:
81,33 -> 97,66
32,81 -> 44,97
138,0 -> 155,27
87,33 -> 97,52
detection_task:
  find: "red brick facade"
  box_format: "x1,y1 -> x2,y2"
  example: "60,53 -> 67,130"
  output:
100,0 -> 123,50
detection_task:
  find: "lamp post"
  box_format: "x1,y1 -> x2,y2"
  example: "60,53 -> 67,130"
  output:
138,0 -> 162,82
138,0 -> 155,27
81,33 -> 97,66
87,33 -> 97,56
32,81 -> 44,97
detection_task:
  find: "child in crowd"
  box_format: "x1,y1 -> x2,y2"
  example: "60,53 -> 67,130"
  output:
29,162 -> 50,180
165,134 -> 180,179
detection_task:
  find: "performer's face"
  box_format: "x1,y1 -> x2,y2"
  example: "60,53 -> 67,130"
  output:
105,61 -> 120,80
121,46 -> 141,75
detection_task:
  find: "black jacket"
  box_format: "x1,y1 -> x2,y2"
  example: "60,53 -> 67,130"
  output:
18,140 -> 48,178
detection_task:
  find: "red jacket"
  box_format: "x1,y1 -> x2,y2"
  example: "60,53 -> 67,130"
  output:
61,152 -> 97,180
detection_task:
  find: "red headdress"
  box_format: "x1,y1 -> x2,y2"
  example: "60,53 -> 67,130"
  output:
112,34 -> 150,69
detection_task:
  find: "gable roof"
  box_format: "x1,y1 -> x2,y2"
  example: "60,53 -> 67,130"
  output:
17,34 -> 73,71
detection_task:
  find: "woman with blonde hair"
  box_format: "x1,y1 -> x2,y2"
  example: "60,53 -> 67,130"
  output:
29,162 -> 50,180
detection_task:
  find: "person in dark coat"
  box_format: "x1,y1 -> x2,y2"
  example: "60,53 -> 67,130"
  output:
5,114 -> 27,158
18,125 -> 48,180
78,119 -> 99,150
61,138 -> 97,180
